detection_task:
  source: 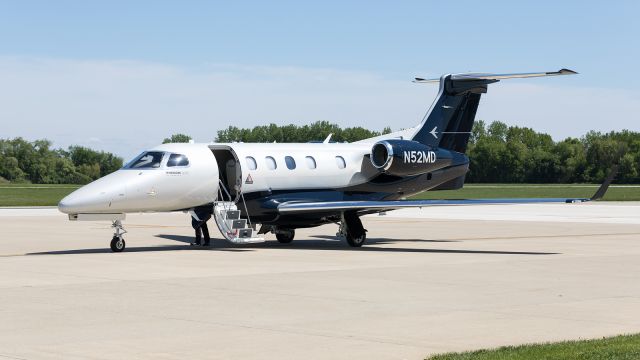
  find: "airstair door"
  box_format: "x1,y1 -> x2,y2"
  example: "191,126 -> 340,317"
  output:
210,146 -> 242,201
208,145 -> 264,244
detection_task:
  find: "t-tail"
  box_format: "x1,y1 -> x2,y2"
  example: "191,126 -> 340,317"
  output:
411,69 -> 577,153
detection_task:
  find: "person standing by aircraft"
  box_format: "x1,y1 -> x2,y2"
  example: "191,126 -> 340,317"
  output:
190,206 -> 212,246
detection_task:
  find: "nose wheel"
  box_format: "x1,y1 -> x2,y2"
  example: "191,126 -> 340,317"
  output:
110,236 -> 126,252
110,220 -> 127,252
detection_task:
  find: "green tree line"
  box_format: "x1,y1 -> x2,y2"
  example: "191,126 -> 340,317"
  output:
215,121 -> 392,143
467,121 -> 639,183
2,120 -> 638,184
0,138 -> 123,184
214,120 -> 639,183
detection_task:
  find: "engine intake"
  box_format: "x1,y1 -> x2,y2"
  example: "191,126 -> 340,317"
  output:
370,140 -> 455,176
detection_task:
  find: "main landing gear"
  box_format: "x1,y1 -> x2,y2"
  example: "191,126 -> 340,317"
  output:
339,211 -> 367,247
275,228 -> 295,244
110,220 -> 127,252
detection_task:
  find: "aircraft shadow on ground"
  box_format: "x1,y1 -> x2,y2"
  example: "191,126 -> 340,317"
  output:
153,234 -> 558,256
309,234 -> 458,243
26,243 -> 251,256
24,234 -> 558,256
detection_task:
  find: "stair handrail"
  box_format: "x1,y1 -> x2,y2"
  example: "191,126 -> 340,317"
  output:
217,179 -> 233,202
239,190 -> 252,229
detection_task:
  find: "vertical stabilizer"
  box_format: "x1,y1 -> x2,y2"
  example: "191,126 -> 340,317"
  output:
412,75 -> 491,153
411,69 -> 577,153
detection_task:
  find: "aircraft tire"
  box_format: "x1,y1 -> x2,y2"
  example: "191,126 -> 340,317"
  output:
343,211 -> 366,247
110,236 -> 126,252
346,231 -> 366,247
276,229 -> 295,244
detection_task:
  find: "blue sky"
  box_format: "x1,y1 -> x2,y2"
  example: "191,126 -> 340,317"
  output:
0,1 -> 638,158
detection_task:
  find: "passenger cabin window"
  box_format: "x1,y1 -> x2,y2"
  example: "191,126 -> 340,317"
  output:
305,156 -> 316,169
126,151 -> 164,169
335,156 -> 346,169
167,153 -> 189,167
285,156 -> 296,170
265,156 -> 277,170
246,156 -> 257,170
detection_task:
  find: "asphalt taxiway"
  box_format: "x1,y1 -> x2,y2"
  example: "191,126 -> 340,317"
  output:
1,202 -> 639,359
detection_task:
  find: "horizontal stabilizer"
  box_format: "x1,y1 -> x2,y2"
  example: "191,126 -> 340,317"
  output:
414,68 -> 577,83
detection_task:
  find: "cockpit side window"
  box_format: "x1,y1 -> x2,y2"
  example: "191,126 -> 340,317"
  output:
167,153 -> 189,167
125,151 -> 165,169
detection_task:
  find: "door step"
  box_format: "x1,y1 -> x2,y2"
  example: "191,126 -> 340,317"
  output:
213,202 -> 265,244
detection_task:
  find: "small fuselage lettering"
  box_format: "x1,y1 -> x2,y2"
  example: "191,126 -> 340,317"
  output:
403,150 -> 436,164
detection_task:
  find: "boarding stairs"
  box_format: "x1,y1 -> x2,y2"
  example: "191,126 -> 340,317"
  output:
212,180 -> 265,244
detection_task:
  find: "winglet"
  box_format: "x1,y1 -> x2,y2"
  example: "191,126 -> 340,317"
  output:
591,164 -> 619,201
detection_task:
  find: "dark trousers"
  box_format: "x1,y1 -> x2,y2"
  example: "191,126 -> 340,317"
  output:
195,222 -> 211,245
192,216 -> 211,245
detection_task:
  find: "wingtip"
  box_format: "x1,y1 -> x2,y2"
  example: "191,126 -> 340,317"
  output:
558,68 -> 578,75
590,164 -> 619,201
413,77 -> 440,84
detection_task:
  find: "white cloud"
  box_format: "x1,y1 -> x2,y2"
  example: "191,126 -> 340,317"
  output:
0,57 -> 637,159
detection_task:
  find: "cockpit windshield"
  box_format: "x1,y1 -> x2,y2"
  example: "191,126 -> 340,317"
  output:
167,153 -> 189,167
124,151 -> 164,169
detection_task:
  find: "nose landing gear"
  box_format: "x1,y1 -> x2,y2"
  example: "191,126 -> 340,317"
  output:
110,220 -> 127,252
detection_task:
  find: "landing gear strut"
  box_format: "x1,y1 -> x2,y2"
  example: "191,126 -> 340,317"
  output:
340,211 -> 367,247
110,220 -> 127,252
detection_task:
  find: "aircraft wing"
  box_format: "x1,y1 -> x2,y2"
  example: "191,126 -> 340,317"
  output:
277,197 -> 587,214
278,165 -> 618,214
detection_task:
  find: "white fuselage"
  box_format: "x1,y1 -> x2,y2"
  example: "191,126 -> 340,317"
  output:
58,141 -> 385,215
223,142 -> 376,194
59,143 -> 219,214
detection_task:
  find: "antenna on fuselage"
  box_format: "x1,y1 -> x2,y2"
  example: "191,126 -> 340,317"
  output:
323,133 -> 333,144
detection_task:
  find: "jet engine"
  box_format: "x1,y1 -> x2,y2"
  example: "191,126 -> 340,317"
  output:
370,140 -> 455,176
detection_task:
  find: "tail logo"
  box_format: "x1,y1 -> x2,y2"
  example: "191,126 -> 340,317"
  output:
430,126 -> 472,140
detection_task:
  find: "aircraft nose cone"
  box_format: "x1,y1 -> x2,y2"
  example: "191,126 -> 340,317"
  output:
58,194 -> 80,214
57,189 -> 110,214
57,197 -> 71,214
57,171 -> 127,214
58,191 -> 88,214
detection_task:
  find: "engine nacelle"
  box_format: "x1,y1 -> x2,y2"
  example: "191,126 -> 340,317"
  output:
370,140 -> 455,176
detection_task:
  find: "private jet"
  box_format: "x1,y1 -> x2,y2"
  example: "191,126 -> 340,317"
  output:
58,69 -> 614,252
